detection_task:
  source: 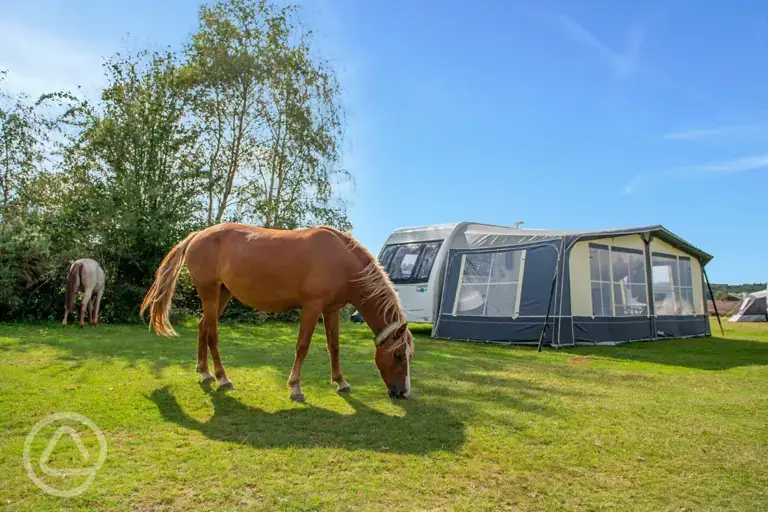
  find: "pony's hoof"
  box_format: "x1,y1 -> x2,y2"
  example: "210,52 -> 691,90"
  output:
201,373 -> 215,384
218,381 -> 234,391
337,384 -> 351,393
290,391 -> 305,403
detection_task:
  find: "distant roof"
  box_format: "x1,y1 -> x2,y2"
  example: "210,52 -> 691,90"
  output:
384,222 -> 714,264
707,299 -> 740,315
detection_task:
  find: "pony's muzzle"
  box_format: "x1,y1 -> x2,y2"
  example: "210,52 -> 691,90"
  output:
388,382 -> 409,399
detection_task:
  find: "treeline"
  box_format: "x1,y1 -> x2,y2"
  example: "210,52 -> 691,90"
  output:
0,0 -> 352,323
707,283 -> 766,300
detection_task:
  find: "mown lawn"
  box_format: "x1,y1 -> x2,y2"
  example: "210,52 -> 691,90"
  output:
1,319 -> 767,511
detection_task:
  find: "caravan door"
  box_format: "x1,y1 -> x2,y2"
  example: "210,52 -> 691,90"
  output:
378,241 -> 443,323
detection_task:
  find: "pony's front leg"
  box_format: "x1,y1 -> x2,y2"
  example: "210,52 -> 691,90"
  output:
323,308 -> 350,393
288,304 -> 322,402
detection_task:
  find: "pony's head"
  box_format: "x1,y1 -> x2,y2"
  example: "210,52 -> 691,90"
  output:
374,322 -> 414,399
343,237 -> 415,400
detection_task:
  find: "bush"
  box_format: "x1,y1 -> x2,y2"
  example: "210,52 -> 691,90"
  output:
0,220 -> 59,321
0,220 -> 359,326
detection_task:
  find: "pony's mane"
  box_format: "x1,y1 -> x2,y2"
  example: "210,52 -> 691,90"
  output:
335,229 -> 413,354
350,258 -> 404,325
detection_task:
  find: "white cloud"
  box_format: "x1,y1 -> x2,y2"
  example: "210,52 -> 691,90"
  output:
622,173 -> 655,195
555,14 -> 644,80
623,153 -> 768,194
0,19 -> 105,100
688,154 -> 768,174
663,125 -> 764,141
552,12 -> 718,107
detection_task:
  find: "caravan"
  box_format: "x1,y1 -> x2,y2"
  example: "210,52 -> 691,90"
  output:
377,222 -> 714,346
376,222 -> 569,324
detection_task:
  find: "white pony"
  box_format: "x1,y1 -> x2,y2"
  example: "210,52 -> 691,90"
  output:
62,258 -> 106,328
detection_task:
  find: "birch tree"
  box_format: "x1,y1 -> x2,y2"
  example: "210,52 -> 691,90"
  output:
185,0 -> 352,229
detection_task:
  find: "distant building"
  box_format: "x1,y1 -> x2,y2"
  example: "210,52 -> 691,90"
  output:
707,299 -> 740,317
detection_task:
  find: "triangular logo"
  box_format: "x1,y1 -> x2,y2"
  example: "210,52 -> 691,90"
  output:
39,426 -> 91,477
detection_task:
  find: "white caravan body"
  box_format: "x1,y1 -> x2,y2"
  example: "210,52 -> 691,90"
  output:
377,222 -> 562,324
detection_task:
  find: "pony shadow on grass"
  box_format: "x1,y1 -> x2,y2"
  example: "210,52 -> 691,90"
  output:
148,386 -> 466,455
561,335 -> 768,371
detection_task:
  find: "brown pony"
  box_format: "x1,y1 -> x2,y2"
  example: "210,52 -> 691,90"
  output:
62,258 -> 106,328
140,222 -> 414,401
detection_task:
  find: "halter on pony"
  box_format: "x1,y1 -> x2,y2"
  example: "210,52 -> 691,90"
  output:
374,321 -> 404,347
374,320 -> 411,395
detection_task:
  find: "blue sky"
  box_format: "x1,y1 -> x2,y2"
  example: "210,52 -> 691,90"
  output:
1,0 -> 766,283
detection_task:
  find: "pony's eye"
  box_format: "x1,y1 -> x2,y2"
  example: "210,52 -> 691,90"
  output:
394,351 -> 403,361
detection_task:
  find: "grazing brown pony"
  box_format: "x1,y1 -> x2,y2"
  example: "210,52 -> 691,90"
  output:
140,222 -> 414,401
62,258 -> 106,328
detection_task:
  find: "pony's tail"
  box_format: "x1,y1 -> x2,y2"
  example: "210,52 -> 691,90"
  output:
140,231 -> 200,337
65,261 -> 83,312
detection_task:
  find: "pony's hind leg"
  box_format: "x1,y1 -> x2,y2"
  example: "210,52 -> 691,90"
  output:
88,295 -> 97,325
287,302 -> 323,402
197,283 -> 233,390
91,287 -> 104,327
323,308 -> 350,393
197,285 -> 231,385
79,286 -> 94,328
197,317 -> 215,384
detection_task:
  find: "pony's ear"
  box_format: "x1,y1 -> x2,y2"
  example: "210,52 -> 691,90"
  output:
395,323 -> 408,338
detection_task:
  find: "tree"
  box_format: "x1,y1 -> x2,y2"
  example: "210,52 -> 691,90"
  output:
68,49 -> 205,236
184,0 -> 267,224
247,2 -> 350,230
0,70 -> 81,320
185,0 -> 351,229
714,290 -> 734,301
61,49 -> 206,320
0,0 -> 354,323
0,70 -> 56,224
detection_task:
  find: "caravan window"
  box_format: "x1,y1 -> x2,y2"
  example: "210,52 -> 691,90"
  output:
611,248 -> 648,316
589,244 -> 613,316
379,241 -> 442,283
452,249 -> 525,317
589,244 -> 649,317
415,242 -> 441,281
652,253 -> 695,315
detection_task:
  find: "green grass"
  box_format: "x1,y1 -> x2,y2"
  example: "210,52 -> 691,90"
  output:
1,319 -> 767,511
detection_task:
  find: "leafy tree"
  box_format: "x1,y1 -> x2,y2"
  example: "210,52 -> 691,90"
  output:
246,1 -> 349,230
185,0 -> 351,229
0,70 -> 82,320
183,0 -> 269,224
0,0 -> 354,323
61,49 -> 207,321
0,218 -> 52,318
708,283 -> 767,300
714,290 -> 735,301
0,70 -> 63,224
